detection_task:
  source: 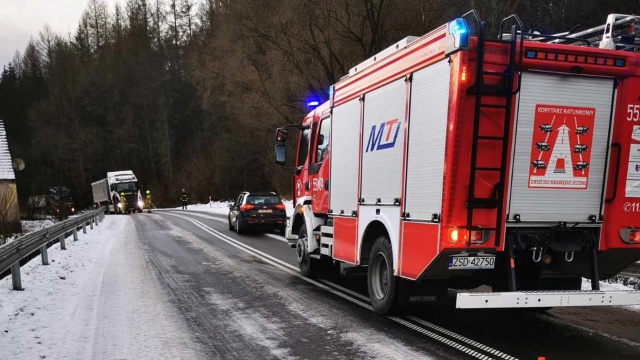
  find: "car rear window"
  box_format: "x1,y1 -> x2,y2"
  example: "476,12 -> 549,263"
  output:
246,195 -> 281,205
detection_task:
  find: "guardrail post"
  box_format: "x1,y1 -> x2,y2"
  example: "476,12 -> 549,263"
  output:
11,263 -> 22,290
90,220 -> 94,230
40,244 -> 49,265
95,217 -> 99,227
73,227 -> 78,241
60,234 -> 67,250
83,222 -> 87,234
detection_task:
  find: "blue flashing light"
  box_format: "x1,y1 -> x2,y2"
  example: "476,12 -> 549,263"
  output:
445,18 -> 469,54
449,18 -> 468,36
308,101 -> 320,107
614,59 -> 625,67
525,50 -> 536,59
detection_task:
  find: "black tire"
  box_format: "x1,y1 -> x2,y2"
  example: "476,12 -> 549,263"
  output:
278,226 -> 286,237
368,235 -> 398,315
297,224 -> 314,277
228,216 -> 234,231
235,218 -> 243,235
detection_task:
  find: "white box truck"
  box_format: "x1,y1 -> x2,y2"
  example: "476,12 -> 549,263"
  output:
92,170 -> 143,213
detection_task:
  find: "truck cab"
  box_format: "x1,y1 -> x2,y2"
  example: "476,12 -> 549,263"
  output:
106,171 -> 144,213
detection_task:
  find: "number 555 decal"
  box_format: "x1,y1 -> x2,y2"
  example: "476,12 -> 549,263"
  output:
627,104 -> 640,122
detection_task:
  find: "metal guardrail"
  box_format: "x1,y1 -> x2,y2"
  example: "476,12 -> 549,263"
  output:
0,207 -> 105,290
619,263 -> 640,278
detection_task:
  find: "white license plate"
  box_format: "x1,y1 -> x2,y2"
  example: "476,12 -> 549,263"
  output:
258,209 -> 273,213
448,255 -> 495,270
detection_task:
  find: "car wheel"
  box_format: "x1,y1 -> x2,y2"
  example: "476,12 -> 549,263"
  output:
235,218 -> 243,235
278,226 -> 286,237
368,235 -> 398,315
228,216 -> 234,231
297,224 -> 315,277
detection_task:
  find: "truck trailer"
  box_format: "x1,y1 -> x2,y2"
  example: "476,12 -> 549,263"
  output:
92,170 -> 144,213
275,11 -> 640,314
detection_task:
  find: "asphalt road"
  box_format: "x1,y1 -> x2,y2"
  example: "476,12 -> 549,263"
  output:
131,209 -> 640,360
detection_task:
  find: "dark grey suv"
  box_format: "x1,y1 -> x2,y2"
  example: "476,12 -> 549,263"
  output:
228,192 -> 287,235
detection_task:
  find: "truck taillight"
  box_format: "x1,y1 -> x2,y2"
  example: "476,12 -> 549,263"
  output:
447,228 -> 492,245
275,203 -> 286,210
448,228 -> 460,244
620,228 -> 640,244
240,204 -> 255,211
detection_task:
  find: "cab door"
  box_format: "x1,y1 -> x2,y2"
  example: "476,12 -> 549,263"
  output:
293,121 -> 312,205
309,115 -> 331,213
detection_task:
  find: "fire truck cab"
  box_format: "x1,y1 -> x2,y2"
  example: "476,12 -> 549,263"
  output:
276,10 -> 640,314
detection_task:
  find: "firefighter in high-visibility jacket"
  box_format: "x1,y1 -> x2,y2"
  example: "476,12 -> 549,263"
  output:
145,190 -> 153,213
119,192 -> 127,214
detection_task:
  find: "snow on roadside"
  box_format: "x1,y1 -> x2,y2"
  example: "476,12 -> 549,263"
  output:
178,199 -> 294,217
20,219 -> 56,234
0,216 -> 117,359
581,277 -> 640,313
0,215 -> 203,360
1,218 -> 57,247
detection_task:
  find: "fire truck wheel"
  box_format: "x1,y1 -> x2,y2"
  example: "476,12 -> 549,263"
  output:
297,224 -> 315,277
368,235 -> 398,315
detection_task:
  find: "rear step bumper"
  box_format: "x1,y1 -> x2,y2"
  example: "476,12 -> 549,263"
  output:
456,290 -> 640,309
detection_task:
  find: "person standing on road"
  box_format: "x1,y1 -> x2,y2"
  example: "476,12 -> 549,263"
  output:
120,192 -> 127,214
145,190 -> 153,213
181,189 -> 188,210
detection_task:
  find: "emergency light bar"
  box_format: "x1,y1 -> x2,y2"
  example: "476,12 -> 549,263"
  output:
445,18 -> 470,56
524,49 -> 626,67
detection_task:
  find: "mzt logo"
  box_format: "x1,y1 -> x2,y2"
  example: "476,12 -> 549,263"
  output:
366,119 -> 401,152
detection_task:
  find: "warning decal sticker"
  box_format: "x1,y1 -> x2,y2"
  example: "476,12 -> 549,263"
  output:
528,104 -> 596,189
627,144 -> 640,198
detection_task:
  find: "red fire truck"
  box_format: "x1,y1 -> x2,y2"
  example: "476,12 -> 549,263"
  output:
275,11 -> 640,314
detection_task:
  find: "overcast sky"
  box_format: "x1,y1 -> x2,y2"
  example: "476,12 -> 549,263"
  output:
0,0 -> 122,67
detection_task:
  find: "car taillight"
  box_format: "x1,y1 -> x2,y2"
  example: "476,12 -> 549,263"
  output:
240,204 -> 255,211
275,203 -> 286,210
631,230 -> 640,242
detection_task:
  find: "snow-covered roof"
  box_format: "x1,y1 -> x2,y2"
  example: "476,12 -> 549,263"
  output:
0,120 -> 15,180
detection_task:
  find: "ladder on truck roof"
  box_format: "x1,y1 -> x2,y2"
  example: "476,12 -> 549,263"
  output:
527,13 -> 640,52
464,13 -> 522,254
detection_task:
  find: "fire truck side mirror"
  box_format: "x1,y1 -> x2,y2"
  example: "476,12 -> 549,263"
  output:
276,128 -> 288,142
275,144 -> 287,166
445,18 -> 470,56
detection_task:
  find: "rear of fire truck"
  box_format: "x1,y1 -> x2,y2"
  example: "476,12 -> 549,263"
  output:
275,11 -> 640,313
440,12 -> 640,309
